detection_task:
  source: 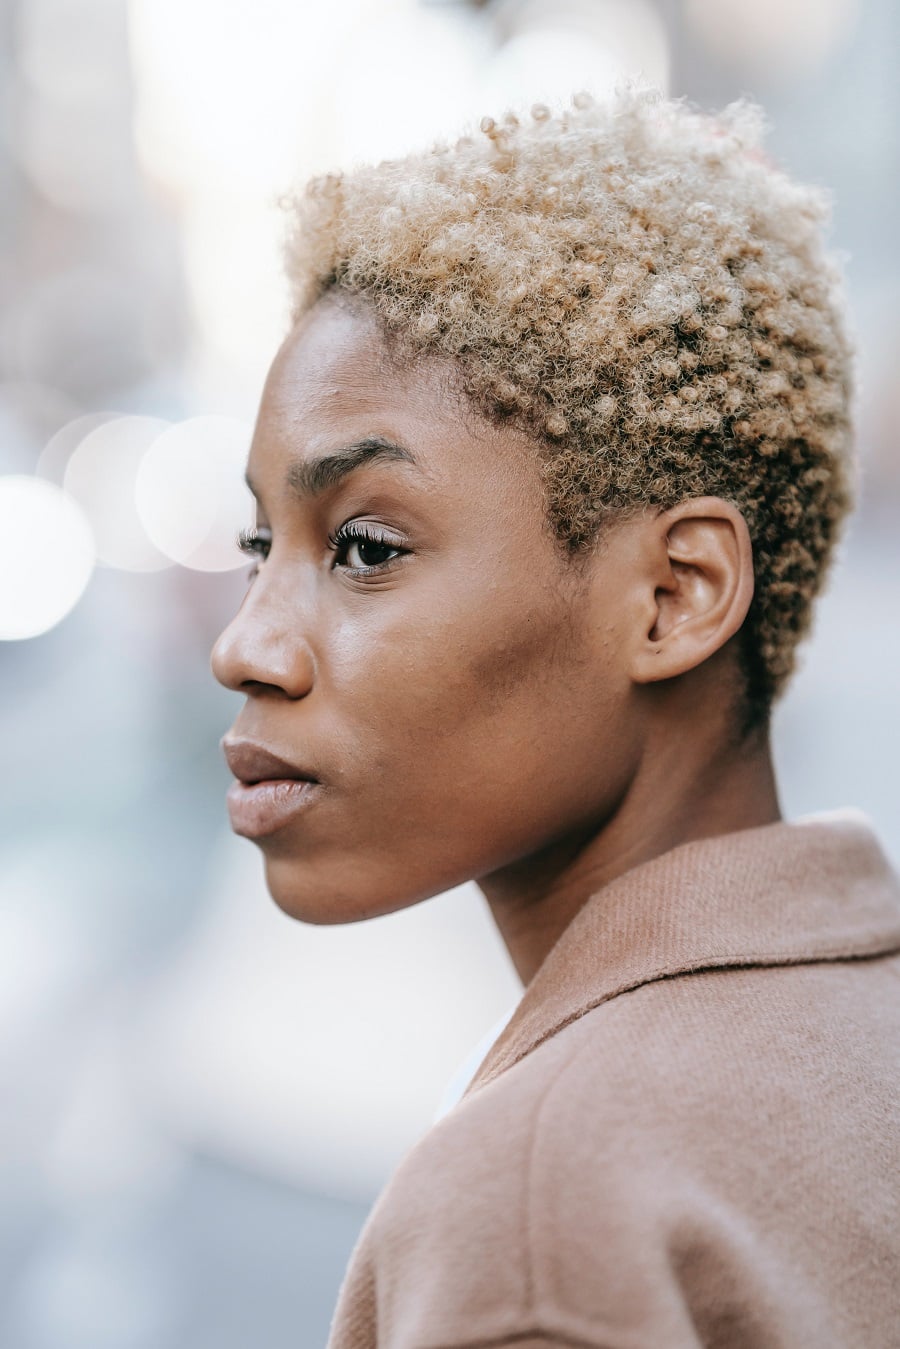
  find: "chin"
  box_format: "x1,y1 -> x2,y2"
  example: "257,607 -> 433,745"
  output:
261,852 -> 425,926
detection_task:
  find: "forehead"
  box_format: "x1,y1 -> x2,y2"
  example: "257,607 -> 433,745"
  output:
264,297 -> 414,419
248,295 -> 541,504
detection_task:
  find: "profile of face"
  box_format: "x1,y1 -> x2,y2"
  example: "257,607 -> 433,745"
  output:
211,296 -> 753,924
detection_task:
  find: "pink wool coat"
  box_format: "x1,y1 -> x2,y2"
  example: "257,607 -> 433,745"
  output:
328,813 -> 900,1348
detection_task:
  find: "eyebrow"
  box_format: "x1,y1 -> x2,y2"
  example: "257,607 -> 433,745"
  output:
244,435 -> 417,500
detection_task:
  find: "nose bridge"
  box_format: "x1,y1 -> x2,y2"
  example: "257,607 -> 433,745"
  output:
211,564 -> 317,697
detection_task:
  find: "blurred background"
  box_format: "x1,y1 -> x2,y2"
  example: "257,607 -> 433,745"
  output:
1,0 -> 898,1345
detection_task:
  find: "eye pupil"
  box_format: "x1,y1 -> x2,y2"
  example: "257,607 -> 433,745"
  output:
356,539 -> 393,567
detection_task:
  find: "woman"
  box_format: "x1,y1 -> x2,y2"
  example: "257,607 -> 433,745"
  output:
211,91 -> 900,1347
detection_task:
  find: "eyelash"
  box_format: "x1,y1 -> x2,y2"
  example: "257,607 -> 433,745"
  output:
328,520 -> 407,574
237,527 -> 268,560
235,524 -> 406,577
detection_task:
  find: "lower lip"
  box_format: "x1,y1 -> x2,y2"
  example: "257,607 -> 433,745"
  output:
226,778 -> 321,839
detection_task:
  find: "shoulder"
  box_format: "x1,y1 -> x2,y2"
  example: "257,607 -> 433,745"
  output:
362,960 -> 900,1345
363,973 -> 749,1344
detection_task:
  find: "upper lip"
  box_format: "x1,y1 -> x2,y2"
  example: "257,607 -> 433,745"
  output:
222,739 -> 318,785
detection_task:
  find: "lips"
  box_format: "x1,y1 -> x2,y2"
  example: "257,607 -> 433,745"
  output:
223,739 -> 318,786
222,738 -> 322,839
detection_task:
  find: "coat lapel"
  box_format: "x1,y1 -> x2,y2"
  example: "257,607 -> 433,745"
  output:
466,811 -> 900,1095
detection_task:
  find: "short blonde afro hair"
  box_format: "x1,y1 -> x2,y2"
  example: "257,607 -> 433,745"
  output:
284,89 -> 853,714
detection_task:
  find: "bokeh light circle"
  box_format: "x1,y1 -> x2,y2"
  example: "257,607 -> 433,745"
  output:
36,411 -> 119,486
135,415 -> 253,572
0,476 -> 95,640
486,0 -> 669,104
63,416 -> 173,573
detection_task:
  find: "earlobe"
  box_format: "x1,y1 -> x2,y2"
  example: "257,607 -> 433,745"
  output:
631,497 -> 754,685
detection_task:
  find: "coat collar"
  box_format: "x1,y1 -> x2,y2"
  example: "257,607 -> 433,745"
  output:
466,811 -> 900,1096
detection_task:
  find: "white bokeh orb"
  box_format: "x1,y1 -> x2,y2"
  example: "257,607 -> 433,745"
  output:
63,415 -> 173,572
485,0 -> 669,107
0,475 -> 95,640
135,415 -> 253,572
36,410 -> 118,485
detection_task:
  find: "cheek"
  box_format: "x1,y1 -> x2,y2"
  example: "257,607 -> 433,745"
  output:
463,591 -> 590,719
262,584 -> 633,920
332,583 -> 593,761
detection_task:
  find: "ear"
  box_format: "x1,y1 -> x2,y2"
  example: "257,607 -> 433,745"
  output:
630,497 -> 755,685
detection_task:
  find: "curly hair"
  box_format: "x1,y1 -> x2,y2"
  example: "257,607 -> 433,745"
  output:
283,89 -> 854,716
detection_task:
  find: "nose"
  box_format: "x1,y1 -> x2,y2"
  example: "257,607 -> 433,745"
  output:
210,578 -> 316,699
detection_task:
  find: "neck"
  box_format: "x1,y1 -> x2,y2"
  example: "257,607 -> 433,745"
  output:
479,715 -> 781,986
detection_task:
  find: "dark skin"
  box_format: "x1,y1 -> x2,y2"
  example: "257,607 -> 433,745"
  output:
211,295 -> 781,985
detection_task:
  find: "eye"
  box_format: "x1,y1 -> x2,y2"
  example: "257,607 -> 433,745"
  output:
330,523 -> 406,574
343,536 -> 398,569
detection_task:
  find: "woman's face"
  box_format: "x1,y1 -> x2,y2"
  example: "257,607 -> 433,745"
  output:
211,295 -> 641,922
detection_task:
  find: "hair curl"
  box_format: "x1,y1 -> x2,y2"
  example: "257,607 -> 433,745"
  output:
283,89 -> 854,715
